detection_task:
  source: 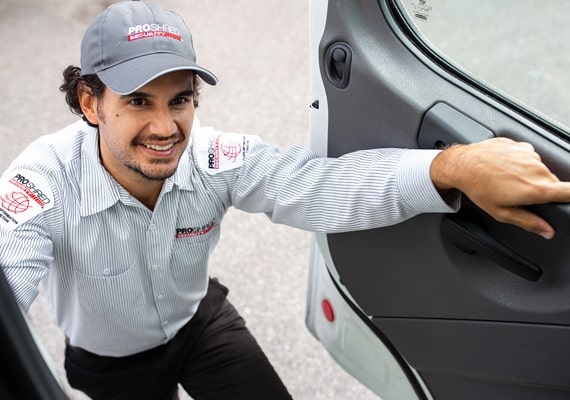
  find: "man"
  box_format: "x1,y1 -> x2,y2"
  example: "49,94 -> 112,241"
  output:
0,1 -> 569,399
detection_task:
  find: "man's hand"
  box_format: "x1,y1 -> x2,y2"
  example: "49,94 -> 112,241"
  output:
431,137 -> 570,239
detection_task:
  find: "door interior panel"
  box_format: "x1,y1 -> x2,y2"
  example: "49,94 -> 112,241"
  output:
320,0 -> 570,397
376,318 -> 570,399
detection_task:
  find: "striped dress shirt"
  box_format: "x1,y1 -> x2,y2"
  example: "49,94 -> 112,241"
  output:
0,119 -> 458,356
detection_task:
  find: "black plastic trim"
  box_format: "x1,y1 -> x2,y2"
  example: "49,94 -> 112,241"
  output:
442,218 -> 543,282
0,270 -> 67,399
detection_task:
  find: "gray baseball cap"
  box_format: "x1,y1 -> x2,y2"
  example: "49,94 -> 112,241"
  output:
80,1 -> 217,95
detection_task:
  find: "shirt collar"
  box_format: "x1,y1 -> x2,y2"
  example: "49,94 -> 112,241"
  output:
169,149 -> 194,191
162,117 -> 201,192
80,127 -> 121,217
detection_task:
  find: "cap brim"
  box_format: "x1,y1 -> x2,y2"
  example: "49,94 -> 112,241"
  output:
96,52 -> 218,95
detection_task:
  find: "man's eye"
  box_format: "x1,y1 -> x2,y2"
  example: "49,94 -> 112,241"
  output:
129,98 -> 146,106
171,97 -> 190,106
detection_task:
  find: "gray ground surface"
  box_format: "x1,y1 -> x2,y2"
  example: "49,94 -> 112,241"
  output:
0,0 -> 378,399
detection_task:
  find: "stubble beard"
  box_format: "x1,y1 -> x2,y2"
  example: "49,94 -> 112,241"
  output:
125,159 -> 179,182
127,135 -> 185,182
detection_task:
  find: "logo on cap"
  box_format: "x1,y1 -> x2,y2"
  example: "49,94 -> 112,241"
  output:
128,23 -> 182,42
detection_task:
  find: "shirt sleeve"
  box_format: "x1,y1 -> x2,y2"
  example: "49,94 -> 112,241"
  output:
192,127 -> 459,233
0,166 -> 58,312
0,217 -> 53,312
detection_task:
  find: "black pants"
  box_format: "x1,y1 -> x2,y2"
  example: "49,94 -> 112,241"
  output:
64,279 -> 292,400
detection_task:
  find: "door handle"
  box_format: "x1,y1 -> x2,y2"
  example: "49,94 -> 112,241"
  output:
442,218 -> 543,281
418,102 -> 494,149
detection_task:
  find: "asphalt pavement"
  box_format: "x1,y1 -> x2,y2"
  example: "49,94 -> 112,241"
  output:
0,0 -> 378,399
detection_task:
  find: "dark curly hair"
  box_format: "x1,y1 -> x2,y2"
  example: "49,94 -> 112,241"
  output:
59,66 -> 105,119
59,65 -> 202,125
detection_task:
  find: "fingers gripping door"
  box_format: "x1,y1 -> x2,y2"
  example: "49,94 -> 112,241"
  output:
317,1 -> 570,399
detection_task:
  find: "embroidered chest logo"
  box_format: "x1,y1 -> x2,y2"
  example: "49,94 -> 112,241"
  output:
175,220 -> 215,238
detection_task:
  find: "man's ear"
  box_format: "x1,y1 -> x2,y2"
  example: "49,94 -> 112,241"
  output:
78,84 -> 100,126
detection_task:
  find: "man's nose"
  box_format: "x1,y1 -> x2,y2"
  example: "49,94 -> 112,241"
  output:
150,107 -> 177,136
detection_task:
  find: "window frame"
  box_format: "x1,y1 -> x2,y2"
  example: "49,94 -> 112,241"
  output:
382,0 -> 570,141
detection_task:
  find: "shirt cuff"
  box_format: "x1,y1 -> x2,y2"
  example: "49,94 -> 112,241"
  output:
397,149 -> 460,213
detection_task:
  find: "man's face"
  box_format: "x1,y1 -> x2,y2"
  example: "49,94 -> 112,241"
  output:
94,70 -> 196,185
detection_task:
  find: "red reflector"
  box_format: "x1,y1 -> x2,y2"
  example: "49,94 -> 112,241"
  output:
322,299 -> 335,322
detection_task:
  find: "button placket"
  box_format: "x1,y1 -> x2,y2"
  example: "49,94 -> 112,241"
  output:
146,202 -> 178,335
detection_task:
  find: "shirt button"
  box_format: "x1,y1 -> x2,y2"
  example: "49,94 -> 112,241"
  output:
103,268 -> 110,275
149,224 -> 157,232
162,320 -> 168,326
151,265 -> 159,271
157,294 -> 164,300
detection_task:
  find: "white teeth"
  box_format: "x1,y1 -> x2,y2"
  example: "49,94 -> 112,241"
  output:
145,143 -> 174,151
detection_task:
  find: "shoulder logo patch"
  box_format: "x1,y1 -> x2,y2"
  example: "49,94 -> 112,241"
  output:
195,128 -> 261,175
0,171 -> 54,230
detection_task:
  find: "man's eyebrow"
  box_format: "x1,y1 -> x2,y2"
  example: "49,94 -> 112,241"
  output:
173,89 -> 195,98
120,91 -> 152,100
120,89 -> 194,100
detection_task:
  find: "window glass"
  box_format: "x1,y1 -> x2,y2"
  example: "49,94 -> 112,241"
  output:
393,0 -> 570,135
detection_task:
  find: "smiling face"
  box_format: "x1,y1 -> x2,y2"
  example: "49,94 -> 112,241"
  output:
79,70 -> 196,206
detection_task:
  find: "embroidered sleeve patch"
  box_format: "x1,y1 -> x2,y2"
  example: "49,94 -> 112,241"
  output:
195,128 -> 261,175
0,170 -> 54,230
